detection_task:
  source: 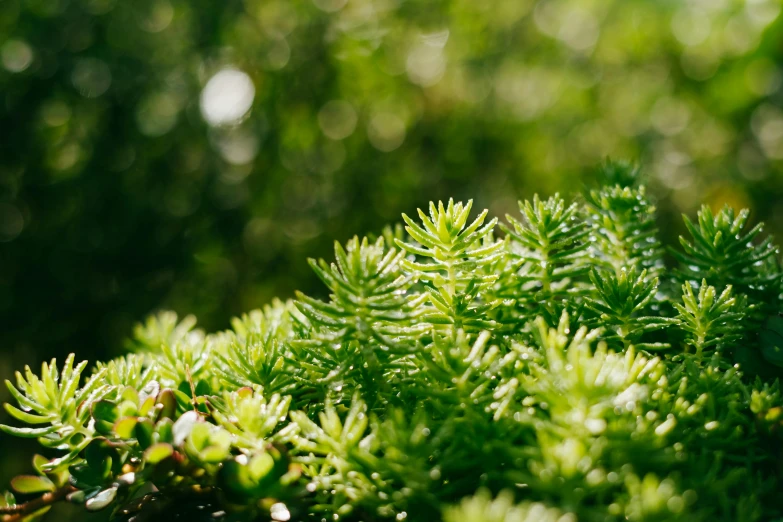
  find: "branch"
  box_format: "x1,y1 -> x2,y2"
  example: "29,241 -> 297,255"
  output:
0,486 -> 76,522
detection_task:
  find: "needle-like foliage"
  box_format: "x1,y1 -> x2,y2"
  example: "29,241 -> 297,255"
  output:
212,300 -> 299,399
584,183 -> 664,277
1,172 -> 782,522
499,194 -> 590,322
673,205 -> 781,316
584,268 -> 676,351
396,199 -> 505,333
290,236 -> 424,403
673,281 -> 745,357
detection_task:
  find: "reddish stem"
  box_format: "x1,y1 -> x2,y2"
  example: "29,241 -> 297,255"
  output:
0,486 -> 76,522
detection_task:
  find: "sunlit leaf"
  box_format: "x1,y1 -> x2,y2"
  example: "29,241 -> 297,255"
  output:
10,475 -> 55,494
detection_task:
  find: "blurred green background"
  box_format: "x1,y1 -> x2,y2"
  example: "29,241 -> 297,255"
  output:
1,0 -> 783,490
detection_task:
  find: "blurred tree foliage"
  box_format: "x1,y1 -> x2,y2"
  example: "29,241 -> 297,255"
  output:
1,0 -> 783,447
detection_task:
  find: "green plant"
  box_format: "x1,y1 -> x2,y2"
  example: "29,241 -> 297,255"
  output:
2,164 -> 783,522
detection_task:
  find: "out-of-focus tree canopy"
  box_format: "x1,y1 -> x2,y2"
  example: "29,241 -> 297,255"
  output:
1,0 -> 782,384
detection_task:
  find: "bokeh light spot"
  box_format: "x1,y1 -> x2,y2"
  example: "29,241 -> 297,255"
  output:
1,40 -> 34,73
137,0 -> 174,33
421,29 -> 450,48
40,100 -> 72,127
671,8 -> 711,46
650,97 -> 691,136
136,91 -> 182,136
48,142 -> 83,172
318,100 -> 358,140
745,58 -> 782,97
367,112 -> 406,152
680,50 -> 718,81
752,104 -> 783,159
746,0 -> 781,27
71,58 -> 112,98
200,68 -> 256,127
214,129 -> 260,166
406,44 -> 446,87
558,8 -> 599,51
264,38 -> 291,70
495,66 -> 559,120
723,14 -> 759,55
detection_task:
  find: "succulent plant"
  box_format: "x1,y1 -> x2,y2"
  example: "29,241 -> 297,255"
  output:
2,163 -> 782,522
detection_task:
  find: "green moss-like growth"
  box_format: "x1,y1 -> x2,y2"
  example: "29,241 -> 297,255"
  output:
2,164 -> 783,522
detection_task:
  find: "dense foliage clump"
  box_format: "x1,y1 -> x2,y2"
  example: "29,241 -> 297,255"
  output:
2,166 -> 783,522
4,0 -> 783,391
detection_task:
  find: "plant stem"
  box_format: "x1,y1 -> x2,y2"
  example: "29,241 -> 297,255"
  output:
0,485 -> 76,522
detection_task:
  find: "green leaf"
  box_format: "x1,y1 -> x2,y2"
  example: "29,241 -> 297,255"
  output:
10,475 -> 55,494
40,439 -> 90,473
0,491 -> 16,508
3,404 -> 51,424
155,389 -> 177,420
198,445 -> 230,463
134,418 -> 155,448
113,417 -> 138,439
248,452 -> 275,481
154,417 -> 174,444
85,486 -> 117,511
0,424 -> 58,438
91,400 -> 118,422
220,459 -> 255,495
91,400 -> 119,436
32,455 -> 49,475
187,423 -> 211,451
172,390 -> 193,411
144,443 -> 174,464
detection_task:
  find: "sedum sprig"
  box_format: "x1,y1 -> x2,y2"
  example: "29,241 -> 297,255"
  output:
584,182 -> 664,277
2,355 -> 111,470
396,199 -> 504,333
584,268 -> 676,350
499,194 -> 590,321
673,204 -> 781,315
443,489 -> 570,522
94,354 -> 155,390
296,236 -> 424,349
673,280 -> 745,357
289,236 -> 424,402
212,300 -> 297,398
211,389 -> 294,450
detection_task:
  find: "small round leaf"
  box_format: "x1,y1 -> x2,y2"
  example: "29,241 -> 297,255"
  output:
11,475 -> 55,494
114,417 -> 138,439
144,443 -> 174,464
85,486 -> 117,511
